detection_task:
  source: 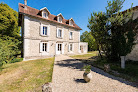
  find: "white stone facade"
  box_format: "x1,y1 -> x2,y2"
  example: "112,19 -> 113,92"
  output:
22,15 -> 87,60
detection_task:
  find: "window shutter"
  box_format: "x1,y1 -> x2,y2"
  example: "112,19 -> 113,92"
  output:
56,43 -> 58,54
57,28 -> 58,37
62,29 -> 64,38
48,26 -> 50,36
62,43 -> 64,54
72,43 -> 74,52
40,24 -> 43,36
40,42 -> 43,52
68,44 -> 70,52
47,42 -> 50,52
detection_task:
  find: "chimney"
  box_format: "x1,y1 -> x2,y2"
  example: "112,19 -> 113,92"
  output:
24,0 -> 27,9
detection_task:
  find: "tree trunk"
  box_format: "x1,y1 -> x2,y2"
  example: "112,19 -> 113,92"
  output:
97,44 -> 102,59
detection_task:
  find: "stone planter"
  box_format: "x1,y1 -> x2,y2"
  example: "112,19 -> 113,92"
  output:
83,71 -> 92,82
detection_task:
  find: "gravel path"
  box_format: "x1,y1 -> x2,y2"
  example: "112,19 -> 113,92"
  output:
52,55 -> 138,92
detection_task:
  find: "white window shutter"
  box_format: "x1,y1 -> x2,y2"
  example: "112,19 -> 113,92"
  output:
72,43 -> 74,52
40,42 -> 43,52
47,42 -> 50,52
40,24 -> 43,36
57,28 -> 58,37
48,26 -> 50,36
62,29 -> 64,38
62,43 -> 64,54
56,43 -> 58,54
68,44 -> 70,52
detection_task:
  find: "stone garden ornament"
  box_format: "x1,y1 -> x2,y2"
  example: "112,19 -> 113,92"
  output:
82,65 -> 92,82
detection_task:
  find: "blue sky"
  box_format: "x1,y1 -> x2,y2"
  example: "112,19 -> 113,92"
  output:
1,0 -> 138,34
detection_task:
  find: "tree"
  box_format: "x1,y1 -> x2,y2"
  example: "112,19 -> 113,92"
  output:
80,31 -> 97,51
88,12 -> 109,58
0,36 -> 21,66
88,0 -> 136,61
0,2 -> 21,67
0,2 -> 20,38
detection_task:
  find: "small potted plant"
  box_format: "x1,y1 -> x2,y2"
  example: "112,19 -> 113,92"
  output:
82,65 -> 92,82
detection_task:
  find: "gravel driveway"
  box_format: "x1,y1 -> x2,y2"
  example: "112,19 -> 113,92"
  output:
52,55 -> 138,92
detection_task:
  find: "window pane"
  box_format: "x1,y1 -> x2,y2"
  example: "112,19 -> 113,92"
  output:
43,26 -> 47,35
70,32 -> 72,39
43,13 -> 46,17
58,29 -> 62,37
43,43 -> 44,51
43,27 -> 45,35
45,43 -> 47,51
70,44 -> 72,51
45,27 -> 47,35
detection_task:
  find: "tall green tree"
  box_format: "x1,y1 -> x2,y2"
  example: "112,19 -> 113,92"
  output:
0,2 -> 20,38
0,2 -> 21,67
88,0 -> 136,61
88,12 -> 109,58
80,31 -> 97,51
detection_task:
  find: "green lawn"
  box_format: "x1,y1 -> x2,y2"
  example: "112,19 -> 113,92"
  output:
0,57 -> 54,92
71,51 -> 98,60
71,51 -> 138,83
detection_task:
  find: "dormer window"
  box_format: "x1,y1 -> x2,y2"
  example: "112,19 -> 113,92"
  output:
57,13 -> 64,23
42,12 -> 48,18
69,18 -> 74,26
58,16 -> 62,23
40,7 -> 50,19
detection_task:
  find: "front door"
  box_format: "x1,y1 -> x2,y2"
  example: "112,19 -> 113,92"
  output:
57,43 -> 62,54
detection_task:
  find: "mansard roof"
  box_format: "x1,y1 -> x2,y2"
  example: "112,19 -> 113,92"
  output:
18,3 -> 82,30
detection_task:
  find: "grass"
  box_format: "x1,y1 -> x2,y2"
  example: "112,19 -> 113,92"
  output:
71,51 -> 138,83
0,57 -> 54,92
71,51 -> 98,60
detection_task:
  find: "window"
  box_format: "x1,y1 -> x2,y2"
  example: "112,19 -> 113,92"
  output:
43,12 -> 48,18
42,43 -> 47,52
69,32 -> 73,39
70,44 -> 73,51
58,44 -> 62,51
57,28 -> 63,38
58,29 -> 62,37
43,26 -> 47,35
69,20 -> 73,26
40,24 -> 50,36
69,43 -> 73,52
58,16 -> 62,23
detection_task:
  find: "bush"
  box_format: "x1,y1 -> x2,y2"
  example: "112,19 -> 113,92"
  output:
0,36 -> 21,66
10,58 -> 23,63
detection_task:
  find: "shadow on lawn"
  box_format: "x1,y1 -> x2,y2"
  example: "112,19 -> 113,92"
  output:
56,58 -> 138,87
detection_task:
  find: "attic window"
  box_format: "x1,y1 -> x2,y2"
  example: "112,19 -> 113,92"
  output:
42,11 -> 48,18
58,16 -> 62,23
69,20 -> 73,26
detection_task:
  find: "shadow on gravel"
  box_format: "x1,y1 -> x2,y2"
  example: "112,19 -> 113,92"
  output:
56,58 -> 138,88
56,59 -> 84,71
74,79 -> 86,83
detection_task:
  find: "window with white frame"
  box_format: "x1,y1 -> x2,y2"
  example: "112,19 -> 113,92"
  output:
43,26 -> 47,35
58,16 -> 62,23
69,32 -> 73,39
42,43 -> 47,52
40,24 -> 50,36
57,28 -> 63,38
42,11 -> 48,18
